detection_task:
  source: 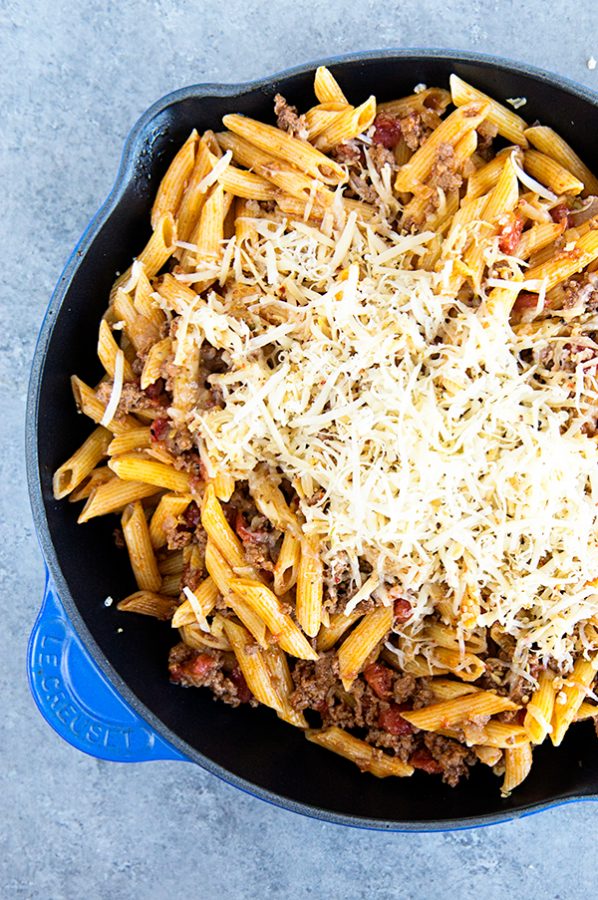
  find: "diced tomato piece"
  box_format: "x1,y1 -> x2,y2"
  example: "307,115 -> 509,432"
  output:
378,703 -> 414,736
171,652 -> 216,683
150,416 -> 169,441
187,653 -> 217,678
372,114 -> 402,149
512,291 -> 540,312
410,749 -> 443,774
364,662 -> 393,699
393,598 -> 412,623
230,665 -> 253,704
235,510 -> 268,545
498,213 -> 524,254
183,501 -> 201,528
145,377 -> 165,400
235,510 -> 254,543
550,203 -> 571,227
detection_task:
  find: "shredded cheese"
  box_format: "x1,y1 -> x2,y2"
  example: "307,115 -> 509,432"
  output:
100,348 -> 124,427
182,585 -> 211,632
196,149 -> 233,194
163,199 -> 598,673
506,97 -> 527,110
511,155 -> 558,203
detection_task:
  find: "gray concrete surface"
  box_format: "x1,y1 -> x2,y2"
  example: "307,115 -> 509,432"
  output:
2,1 -> 598,897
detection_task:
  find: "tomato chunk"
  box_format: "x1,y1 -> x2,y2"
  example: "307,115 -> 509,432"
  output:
372,114 -> 402,149
393,598 -> 412,623
512,291 -> 540,312
171,652 -> 216,683
364,662 -> 393,699
550,203 -> 571,227
378,703 -> 414,736
150,416 -> 169,441
410,749 -> 443,774
183,501 -> 201,528
230,665 -> 253,704
498,213 -> 524,254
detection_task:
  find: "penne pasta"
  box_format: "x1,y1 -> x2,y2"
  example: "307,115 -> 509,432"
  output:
171,576 -> 219,628
158,550 -> 185,576
316,610 -> 364,652
337,606 -> 393,690
222,113 -> 347,185
523,149 -> 584,196
201,483 -> 246,570
179,621 -> 230,652
296,534 -> 324,638
137,213 -> 177,277
502,742 -> 533,794
400,692 -> 519,731
97,320 -> 135,382
222,617 -> 284,712
273,531 -> 301,595
516,221 -> 565,259
68,465 -> 115,502
78,477 -> 159,523
149,493 -> 193,549
377,87 -> 451,119
428,679 -> 481,701
71,376 -> 137,434
175,138 -> 214,243
265,645 -> 308,728
314,96 -> 377,152
525,229 -> 598,293
151,131 -> 198,228
313,66 -> 348,104
117,590 -> 178,620
229,577 -> 318,661
431,647 -> 486,682
53,426 -> 112,499
107,426 -> 152,456
551,654 -> 598,746
121,501 -> 162,592
204,541 -> 268,645
395,101 -> 490,193
524,670 -> 556,744
306,727 -> 414,777
108,453 -> 192,494
524,125 -> 598,196
450,74 -> 529,146
140,336 -> 172,390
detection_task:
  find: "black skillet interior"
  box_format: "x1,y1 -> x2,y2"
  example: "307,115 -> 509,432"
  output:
30,51 -> 598,829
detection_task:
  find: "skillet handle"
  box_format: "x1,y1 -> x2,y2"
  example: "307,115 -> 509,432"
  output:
27,569 -> 188,763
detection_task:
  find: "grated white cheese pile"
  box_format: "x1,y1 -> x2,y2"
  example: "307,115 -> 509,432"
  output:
165,197 -> 598,672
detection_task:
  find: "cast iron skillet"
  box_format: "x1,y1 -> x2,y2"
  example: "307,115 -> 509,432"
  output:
27,49 -> 598,830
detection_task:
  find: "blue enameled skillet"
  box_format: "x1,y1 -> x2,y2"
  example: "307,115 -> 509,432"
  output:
26,49 -> 598,830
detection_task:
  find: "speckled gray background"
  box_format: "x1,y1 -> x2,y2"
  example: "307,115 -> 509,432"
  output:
3,1 -> 598,897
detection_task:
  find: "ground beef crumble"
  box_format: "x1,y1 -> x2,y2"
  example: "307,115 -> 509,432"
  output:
368,143 -> 398,175
398,111 -> 426,151
235,510 -> 281,572
169,643 -> 255,706
96,379 -> 165,417
331,139 -> 363,168
429,142 -> 462,193
476,120 -> 499,159
274,93 -> 308,139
